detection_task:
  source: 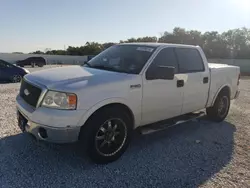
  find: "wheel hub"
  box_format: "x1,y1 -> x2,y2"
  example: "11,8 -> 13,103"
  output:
95,118 -> 127,157
218,96 -> 229,117
105,131 -> 114,141
12,75 -> 21,83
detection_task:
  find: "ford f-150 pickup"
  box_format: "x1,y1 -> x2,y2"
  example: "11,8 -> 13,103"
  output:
16,43 -> 240,163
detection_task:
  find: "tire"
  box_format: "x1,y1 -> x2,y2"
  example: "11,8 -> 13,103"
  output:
79,107 -> 133,164
206,91 -> 230,122
12,75 -> 22,83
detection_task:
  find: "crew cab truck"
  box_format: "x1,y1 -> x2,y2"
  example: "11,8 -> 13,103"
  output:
16,43 -> 240,164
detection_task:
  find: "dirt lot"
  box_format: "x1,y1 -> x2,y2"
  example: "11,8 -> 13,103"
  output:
0,66 -> 249,188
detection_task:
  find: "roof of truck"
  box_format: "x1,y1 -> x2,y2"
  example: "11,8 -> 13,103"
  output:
119,42 -> 199,48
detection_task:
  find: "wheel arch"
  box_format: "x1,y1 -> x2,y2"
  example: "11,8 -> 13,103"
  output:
77,99 -> 136,137
211,85 -> 231,106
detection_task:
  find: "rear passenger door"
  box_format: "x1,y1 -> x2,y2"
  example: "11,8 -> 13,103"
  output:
175,48 -> 210,114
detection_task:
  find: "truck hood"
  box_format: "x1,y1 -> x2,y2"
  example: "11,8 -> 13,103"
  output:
24,66 -> 132,91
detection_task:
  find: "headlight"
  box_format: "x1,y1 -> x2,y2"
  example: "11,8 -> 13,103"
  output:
42,91 -> 77,110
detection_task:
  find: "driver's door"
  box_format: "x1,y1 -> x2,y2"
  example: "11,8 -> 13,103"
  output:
141,47 -> 184,125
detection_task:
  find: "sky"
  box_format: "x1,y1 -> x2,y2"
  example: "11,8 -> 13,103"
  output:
0,0 -> 250,53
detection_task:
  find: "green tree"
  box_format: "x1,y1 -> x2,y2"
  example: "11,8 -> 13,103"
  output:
28,27 -> 250,59
102,42 -> 116,49
30,50 -> 44,54
120,36 -> 157,43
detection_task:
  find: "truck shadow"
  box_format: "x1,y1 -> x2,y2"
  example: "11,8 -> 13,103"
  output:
0,119 -> 235,188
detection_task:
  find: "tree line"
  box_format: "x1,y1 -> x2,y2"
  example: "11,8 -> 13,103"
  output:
31,27 -> 250,59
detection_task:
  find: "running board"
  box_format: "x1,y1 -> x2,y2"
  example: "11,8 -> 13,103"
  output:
138,111 -> 205,135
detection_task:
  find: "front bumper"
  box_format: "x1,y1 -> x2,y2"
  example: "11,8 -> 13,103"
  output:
17,110 -> 81,143
16,94 -> 85,143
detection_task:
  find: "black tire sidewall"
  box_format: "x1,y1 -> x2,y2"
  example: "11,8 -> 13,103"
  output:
212,93 -> 230,121
81,108 -> 132,164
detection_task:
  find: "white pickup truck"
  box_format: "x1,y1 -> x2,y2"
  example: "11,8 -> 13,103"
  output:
16,43 -> 240,163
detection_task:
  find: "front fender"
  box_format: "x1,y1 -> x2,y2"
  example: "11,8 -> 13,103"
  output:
76,97 -> 138,127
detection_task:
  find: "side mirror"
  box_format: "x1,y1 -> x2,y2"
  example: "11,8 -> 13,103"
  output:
146,65 -> 175,80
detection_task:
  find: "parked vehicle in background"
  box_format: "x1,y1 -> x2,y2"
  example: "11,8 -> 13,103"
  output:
16,43 -> 240,164
0,59 -> 30,82
16,57 -> 46,67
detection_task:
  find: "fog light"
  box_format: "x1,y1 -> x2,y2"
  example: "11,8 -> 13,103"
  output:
38,128 -> 48,139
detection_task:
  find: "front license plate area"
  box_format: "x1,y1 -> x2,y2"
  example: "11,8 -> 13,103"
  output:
17,111 -> 28,132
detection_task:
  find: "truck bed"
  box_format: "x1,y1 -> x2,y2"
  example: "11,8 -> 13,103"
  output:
206,63 -> 240,107
208,63 -> 237,69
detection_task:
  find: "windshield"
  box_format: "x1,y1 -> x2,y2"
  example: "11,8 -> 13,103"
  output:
6,61 -> 15,68
84,45 -> 156,74
0,60 -> 14,68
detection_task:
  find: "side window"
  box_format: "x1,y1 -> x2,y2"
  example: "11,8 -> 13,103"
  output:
175,48 -> 204,73
0,60 -> 7,68
146,48 -> 178,79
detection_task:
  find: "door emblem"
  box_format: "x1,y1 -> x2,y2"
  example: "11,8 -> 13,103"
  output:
24,89 -> 30,96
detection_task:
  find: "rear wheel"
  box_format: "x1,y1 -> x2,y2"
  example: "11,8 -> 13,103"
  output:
206,91 -> 230,122
79,107 -> 132,164
12,75 -> 22,83
37,63 -> 44,67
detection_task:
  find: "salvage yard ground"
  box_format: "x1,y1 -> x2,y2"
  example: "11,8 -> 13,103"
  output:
0,66 -> 249,188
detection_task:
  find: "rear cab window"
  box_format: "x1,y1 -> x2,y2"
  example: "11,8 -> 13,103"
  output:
175,48 -> 204,73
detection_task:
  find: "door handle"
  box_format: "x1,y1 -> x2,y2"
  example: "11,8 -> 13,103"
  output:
203,77 -> 209,84
177,80 -> 184,87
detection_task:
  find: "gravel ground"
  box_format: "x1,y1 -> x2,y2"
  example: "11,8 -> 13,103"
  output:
0,66 -> 249,188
